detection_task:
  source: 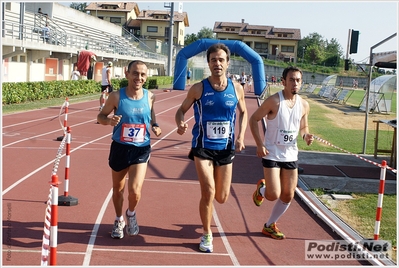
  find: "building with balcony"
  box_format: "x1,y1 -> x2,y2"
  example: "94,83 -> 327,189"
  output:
85,2 -> 140,27
213,19 -> 301,62
86,2 -> 189,50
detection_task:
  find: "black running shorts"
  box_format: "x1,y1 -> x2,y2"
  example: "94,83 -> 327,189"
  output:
108,141 -> 151,171
101,85 -> 113,93
188,148 -> 235,166
262,159 -> 298,169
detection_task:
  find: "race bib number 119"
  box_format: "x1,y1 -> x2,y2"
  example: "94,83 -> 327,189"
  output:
207,121 -> 230,139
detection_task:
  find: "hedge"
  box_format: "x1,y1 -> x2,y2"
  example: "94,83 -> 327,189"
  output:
2,76 -> 174,105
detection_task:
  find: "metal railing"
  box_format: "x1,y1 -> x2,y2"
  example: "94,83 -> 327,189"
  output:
2,20 -> 167,62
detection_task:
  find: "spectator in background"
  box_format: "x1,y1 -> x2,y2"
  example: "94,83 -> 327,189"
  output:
42,23 -> 50,43
247,74 -> 253,93
100,62 -> 113,110
187,68 -> 192,86
70,65 -> 80,80
240,71 -> 247,91
38,8 -> 48,17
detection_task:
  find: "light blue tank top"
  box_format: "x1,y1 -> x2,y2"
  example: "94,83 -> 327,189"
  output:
192,78 -> 238,150
112,87 -> 151,147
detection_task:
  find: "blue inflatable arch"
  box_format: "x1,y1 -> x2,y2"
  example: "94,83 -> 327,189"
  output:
173,39 -> 266,96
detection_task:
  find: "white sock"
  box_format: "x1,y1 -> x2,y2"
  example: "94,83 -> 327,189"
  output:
266,199 -> 290,226
127,209 -> 135,217
115,215 -> 124,222
259,186 -> 266,197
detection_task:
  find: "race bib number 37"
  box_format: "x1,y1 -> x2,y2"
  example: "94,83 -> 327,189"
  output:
121,123 -> 146,142
207,121 -> 230,139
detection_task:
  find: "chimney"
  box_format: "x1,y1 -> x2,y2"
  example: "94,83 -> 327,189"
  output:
241,19 -> 245,23
124,3 -> 127,9
143,10 -> 146,17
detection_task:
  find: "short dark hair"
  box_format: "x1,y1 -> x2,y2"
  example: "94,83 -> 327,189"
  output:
206,43 -> 230,63
127,60 -> 147,72
282,66 -> 303,80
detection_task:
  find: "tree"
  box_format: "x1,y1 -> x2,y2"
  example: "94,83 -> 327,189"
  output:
70,2 -> 88,13
184,27 -> 215,46
197,27 -> 215,39
298,32 -> 344,66
323,38 -> 344,66
184,33 -> 198,46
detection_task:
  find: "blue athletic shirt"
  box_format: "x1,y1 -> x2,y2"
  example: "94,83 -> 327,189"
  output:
112,87 -> 151,147
192,78 -> 238,150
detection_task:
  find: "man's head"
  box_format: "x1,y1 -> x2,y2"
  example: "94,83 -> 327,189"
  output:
206,43 -> 230,77
206,43 -> 230,63
125,60 -> 148,90
107,62 -> 113,67
282,66 -> 302,80
281,66 -> 303,95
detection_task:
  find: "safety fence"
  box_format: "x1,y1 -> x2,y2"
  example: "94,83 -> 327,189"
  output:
313,135 -> 395,242
41,98 -> 77,266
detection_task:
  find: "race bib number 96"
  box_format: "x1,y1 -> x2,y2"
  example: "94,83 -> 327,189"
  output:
121,123 -> 146,142
207,121 -> 230,139
276,129 -> 297,145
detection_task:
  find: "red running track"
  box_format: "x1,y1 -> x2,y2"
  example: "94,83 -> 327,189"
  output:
2,89 -> 366,266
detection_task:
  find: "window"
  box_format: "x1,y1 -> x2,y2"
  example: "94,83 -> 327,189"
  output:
254,42 -> 268,50
20,56 -> 26,62
11,56 -> 18,62
254,42 -> 268,54
281,46 -> 294,52
147,26 -> 158,33
110,17 -> 121,24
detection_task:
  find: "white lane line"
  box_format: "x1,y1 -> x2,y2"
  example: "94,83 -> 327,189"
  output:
2,119 -> 96,148
212,209 -> 240,266
82,188 -> 113,266
2,132 -> 112,196
93,248 -> 231,256
2,94 -> 185,148
3,92 -> 185,129
2,247 -> 230,257
2,107 -> 94,129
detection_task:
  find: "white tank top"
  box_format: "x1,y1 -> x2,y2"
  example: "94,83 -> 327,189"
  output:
263,90 -> 302,162
101,67 -> 110,86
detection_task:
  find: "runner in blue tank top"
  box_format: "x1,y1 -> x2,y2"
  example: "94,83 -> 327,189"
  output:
175,43 -> 248,253
97,60 -> 162,239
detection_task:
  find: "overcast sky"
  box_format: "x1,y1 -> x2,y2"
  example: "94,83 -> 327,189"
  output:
61,1 -> 398,63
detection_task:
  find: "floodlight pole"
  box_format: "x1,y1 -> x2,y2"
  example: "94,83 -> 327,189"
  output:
165,2 -> 174,76
361,33 -> 397,154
